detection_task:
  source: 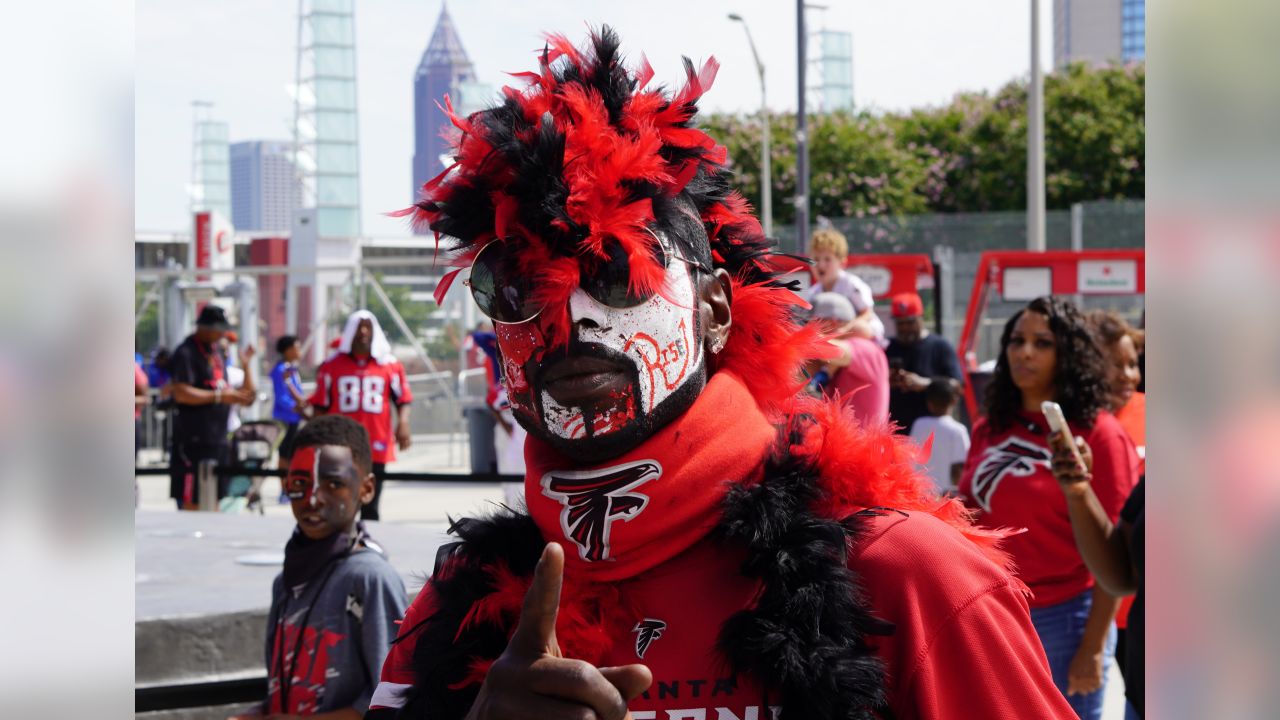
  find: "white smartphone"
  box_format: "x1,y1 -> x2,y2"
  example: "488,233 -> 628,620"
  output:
1041,401 -> 1085,469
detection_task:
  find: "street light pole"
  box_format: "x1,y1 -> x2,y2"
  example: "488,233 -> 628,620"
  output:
795,0 -> 810,255
1028,0 -> 1046,251
728,13 -> 772,237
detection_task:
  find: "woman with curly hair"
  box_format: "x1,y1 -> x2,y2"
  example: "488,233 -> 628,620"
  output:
1088,310 -> 1145,461
959,296 -> 1141,719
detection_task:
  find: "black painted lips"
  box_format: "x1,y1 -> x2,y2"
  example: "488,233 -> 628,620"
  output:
539,355 -> 629,407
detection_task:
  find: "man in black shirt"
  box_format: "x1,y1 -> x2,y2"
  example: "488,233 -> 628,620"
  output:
167,306 -> 254,508
885,293 -> 964,435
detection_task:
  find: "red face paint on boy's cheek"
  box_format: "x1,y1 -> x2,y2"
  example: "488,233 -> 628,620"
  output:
285,446 -> 319,503
495,321 -> 546,414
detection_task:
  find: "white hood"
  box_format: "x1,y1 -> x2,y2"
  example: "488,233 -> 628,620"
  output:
338,310 -> 394,365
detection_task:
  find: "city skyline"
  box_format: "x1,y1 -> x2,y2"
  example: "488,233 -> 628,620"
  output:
137,0 -> 1061,238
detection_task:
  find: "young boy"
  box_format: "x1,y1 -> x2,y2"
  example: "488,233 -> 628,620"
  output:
270,336 -> 308,462
229,415 -> 407,719
908,377 -> 971,494
803,227 -> 885,342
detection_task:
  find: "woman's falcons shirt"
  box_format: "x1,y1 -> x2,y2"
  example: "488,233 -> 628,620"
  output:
958,409 -> 1140,608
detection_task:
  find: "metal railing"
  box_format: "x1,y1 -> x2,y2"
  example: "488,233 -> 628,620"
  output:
136,364 -> 488,468
134,461 -> 521,485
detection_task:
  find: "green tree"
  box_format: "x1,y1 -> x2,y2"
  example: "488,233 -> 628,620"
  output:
366,273 -> 434,342
702,62 -> 1144,222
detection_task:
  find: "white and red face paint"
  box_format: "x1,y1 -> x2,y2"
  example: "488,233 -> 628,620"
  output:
285,446 -> 321,507
494,251 -> 703,445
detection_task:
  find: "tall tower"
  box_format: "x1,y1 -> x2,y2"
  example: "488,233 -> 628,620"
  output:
190,101 -> 231,220
293,0 -> 362,238
815,30 -> 854,112
412,3 -> 486,226
289,0 -> 363,356
803,6 -> 854,114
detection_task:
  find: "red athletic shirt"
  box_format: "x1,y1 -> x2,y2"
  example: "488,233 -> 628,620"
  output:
958,410 -> 1140,608
369,510 -> 1074,719
310,354 -> 412,464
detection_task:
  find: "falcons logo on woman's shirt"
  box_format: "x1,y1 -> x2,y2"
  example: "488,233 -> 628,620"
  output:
969,438 -> 1051,512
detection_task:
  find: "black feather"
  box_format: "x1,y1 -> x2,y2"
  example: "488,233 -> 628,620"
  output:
393,509 -> 544,720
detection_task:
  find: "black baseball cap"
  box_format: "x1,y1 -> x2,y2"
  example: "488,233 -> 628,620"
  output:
196,305 -> 231,330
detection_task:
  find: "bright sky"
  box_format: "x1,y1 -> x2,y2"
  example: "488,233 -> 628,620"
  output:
136,0 -> 1053,237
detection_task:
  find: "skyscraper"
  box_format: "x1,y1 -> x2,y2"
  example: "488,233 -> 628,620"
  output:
412,4 -> 492,227
1054,0 -> 1145,68
230,140 -> 301,232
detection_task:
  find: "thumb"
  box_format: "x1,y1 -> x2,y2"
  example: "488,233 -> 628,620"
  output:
1066,677 -> 1080,696
599,664 -> 653,702
509,542 -> 564,657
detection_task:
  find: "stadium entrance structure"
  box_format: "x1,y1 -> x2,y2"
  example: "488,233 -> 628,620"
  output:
957,249 -> 1146,420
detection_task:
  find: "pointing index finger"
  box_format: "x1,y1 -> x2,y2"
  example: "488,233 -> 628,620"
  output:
510,542 -> 564,657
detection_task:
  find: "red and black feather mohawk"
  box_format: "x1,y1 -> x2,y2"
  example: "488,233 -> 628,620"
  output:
405,26 -> 825,411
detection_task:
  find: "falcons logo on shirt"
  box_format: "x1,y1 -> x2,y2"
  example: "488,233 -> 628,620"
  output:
540,460 -> 661,562
632,619 -> 667,659
970,437 -> 1052,512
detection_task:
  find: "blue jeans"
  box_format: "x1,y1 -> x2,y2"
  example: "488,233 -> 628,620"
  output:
1030,590 -> 1117,720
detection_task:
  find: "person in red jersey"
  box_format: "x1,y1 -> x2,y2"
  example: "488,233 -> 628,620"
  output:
311,310 -> 413,521
365,28 -> 1074,720
959,296 -> 1141,720
1085,309 -> 1145,716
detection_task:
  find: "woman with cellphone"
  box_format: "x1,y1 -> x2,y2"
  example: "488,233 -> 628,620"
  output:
958,296 -> 1141,719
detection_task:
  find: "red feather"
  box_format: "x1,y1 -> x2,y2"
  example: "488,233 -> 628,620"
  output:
433,268 -> 463,306
635,53 -> 655,89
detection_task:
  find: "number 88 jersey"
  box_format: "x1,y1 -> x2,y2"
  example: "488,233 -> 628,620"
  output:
310,353 -> 413,464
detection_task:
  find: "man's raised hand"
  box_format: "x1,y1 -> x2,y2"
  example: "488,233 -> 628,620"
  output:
464,543 -> 652,720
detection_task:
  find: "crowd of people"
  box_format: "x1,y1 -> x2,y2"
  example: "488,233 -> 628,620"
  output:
135,26 -> 1147,720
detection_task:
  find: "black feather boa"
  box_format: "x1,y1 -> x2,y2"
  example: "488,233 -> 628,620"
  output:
394,451 -> 897,719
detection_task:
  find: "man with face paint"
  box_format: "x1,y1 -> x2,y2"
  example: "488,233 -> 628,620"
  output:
229,415 -> 407,720
366,28 -> 1074,720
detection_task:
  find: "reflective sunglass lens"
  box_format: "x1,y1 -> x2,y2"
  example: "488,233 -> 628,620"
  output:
581,242 -> 665,309
470,246 -> 539,323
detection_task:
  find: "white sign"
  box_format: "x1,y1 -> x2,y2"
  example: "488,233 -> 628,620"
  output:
1078,260 -> 1137,294
848,265 -> 893,297
1003,267 -> 1052,301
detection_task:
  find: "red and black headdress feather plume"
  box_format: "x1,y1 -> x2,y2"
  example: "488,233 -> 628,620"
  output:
406,26 -> 825,410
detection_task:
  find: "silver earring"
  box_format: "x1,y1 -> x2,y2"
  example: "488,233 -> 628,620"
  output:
709,336 -> 725,354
